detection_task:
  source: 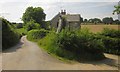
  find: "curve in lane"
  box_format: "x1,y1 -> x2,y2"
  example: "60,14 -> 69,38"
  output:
2,36 -> 119,70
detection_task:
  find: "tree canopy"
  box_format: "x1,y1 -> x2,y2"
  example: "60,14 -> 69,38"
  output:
102,17 -> 113,24
88,18 -> 102,24
22,7 -> 46,24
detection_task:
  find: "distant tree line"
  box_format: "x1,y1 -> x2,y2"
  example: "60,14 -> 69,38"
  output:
82,17 -> 120,25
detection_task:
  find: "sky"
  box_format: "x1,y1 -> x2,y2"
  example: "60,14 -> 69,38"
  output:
0,0 -> 119,23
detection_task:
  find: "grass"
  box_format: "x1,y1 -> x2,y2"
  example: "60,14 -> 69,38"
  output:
81,25 -> 119,33
38,45 -> 75,63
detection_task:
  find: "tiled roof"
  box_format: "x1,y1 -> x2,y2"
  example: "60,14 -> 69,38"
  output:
63,14 -> 80,22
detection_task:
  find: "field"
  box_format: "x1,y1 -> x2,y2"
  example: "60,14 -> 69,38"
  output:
81,25 -> 119,33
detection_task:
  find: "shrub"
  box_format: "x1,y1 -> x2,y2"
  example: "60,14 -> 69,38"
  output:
27,29 -> 49,41
100,28 -> 120,38
16,28 -> 27,36
16,23 -> 23,28
25,19 -> 41,31
38,29 -> 105,61
2,18 -> 21,50
96,28 -> 120,55
38,32 -> 76,60
102,37 -> 120,55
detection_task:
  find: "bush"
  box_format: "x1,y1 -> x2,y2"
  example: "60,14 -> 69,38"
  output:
25,19 -> 41,31
96,28 -> 120,55
16,23 -> 23,28
27,29 -> 49,41
102,37 -> 120,55
95,35 -> 120,55
16,28 -> 27,36
2,18 -> 21,50
100,28 -> 120,38
38,29 -> 105,61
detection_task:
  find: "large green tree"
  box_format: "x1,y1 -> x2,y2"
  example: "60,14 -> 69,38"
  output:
102,17 -> 113,24
22,6 -> 46,25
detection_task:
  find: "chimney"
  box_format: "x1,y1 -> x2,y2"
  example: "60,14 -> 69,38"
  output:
61,10 -> 63,14
60,10 -> 66,15
64,10 -> 66,15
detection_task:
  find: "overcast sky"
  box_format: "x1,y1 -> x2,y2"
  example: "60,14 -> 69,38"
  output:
0,0 -> 119,23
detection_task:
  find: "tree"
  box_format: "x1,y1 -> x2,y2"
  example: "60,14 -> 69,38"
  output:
113,5 -> 120,15
93,18 -> 102,24
25,19 -> 41,31
22,6 -> 46,25
102,17 -> 113,24
88,18 -> 102,24
84,19 -> 88,23
80,17 -> 83,23
114,19 -> 120,24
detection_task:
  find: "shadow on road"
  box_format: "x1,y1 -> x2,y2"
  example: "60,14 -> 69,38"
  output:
2,41 -> 24,53
77,56 -> 118,68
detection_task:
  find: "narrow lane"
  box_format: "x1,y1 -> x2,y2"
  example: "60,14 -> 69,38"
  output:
2,36 -> 119,70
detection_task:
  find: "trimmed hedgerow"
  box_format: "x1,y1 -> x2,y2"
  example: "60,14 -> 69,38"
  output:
27,29 -> 49,41
2,18 -> 21,50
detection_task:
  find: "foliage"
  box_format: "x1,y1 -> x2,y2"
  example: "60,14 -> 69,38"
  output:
95,28 -> 120,55
102,37 -> 120,55
80,17 -> 83,23
88,18 -> 102,24
27,29 -> 49,41
38,29 -> 105,61
83,19 -> 88,23
100,28 -> 120,38
83,17 -> 119,25
16,28 -> 27,36
25,19 -> 41,31
45,21 -> 50,30
102,17 -> 113,24
22,6 -> 46,27
114,19 -> 120,24
113,5 -> 120,15
16,23 -> 23,28
1,18 -> 21,50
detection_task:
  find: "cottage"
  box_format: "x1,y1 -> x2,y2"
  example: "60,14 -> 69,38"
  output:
50,10 -> 81,33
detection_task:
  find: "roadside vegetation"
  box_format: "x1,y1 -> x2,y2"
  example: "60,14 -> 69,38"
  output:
27,27 -> 120,61
3,4 -> 119,61
1,18 -> 21,50
24,5 -> 119,61
38,29 -> 106,61
96,28 -> 120,55
27,29 -> 49,42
